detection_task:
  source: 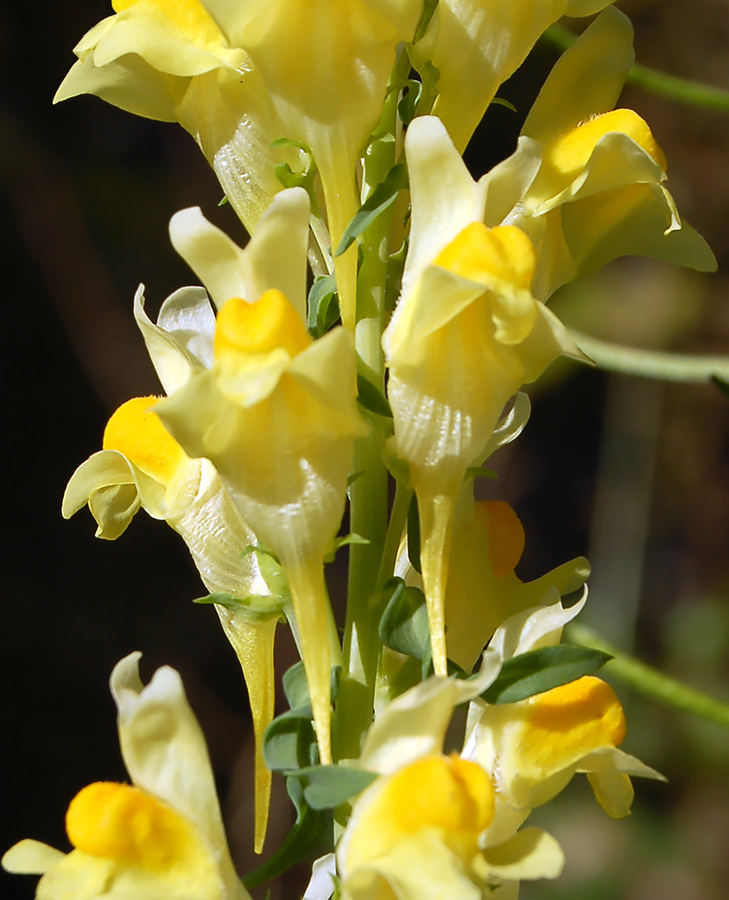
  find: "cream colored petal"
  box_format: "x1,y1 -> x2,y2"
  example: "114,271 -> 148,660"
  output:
483,827 -> 564,881
428,0 -> 613,152
303,853 -> 337,900
481,137 -> 543,228
561,184 -> 717,276
359,652 -> 501,774
521,8 -> 634,147
134,285 -> 214,395
169,189 -> 309,318
111,653 -> 230,856
397,117 -> 488,310
488,592 -> 588,661
62,450 -> 136,519
90,11 -> 242,77
2,840 -> 65,875
169,207 -> 257,309
54,54 -> 182,121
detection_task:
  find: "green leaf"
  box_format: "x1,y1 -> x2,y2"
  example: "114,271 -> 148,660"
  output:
407,493 -> 421,574
711,375 -> 729,397
242,777 -> 330,888
191,591 -> 285,621
357,374 -> 392,418
335,164 -> 408,256
481,645 -> 613,705
398,79 -> 423,126
263,707 -> 319,772
281,662 -> 343,712
307,274 -> 340,338
414,0 -> 439,42
464,467 -> 498,480
490,97 -> 517,112
294,765 -> 378,810
324,532 -> 370,563
379,577 -> 430,662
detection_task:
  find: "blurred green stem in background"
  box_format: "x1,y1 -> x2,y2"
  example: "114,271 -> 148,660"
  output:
568,622 -> 729,729
572,330 -> 729,386
544,24 -> 729,113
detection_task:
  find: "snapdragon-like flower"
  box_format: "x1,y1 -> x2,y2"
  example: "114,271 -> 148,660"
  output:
484,8 -> 716,298
463,598 -> 664,846
2,653 -> 249,900
336,654 -> 565,900
63,284 -> 280,853
56,0 -> 421,328
384,117 -> 582,676
418,0 -> 613,152
155,187 -> 367,764
397,493 -> 590,672
55,0 -> 281,233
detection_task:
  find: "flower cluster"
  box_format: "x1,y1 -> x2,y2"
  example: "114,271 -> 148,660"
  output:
5,1 -> 716,899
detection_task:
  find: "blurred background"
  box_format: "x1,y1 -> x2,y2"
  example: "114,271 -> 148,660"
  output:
1,1 -> 729,898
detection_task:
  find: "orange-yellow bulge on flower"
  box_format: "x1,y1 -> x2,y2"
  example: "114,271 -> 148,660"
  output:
111,0 -> 224,49
516,677 -> 626,779
214,290 -> 311,359
103,396 -> 187,484
344,755 -> 495,873
66,782 -> 203,871
548,109 -> 667,179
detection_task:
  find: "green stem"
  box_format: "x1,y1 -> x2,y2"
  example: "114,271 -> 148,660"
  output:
568,623 -> 729,729
376,479 -> 413,594
543,24 -> 729,113
572,330 -> 729,384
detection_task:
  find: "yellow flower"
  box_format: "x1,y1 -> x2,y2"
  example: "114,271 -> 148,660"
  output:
384,120 -> 583,675
396,494 -> 590,673
2,654 -> 249,900
483,8 -> 716,298
56,0 -> 421,328
418,0 -> 613,152
463,599 -> 664,844
336,657 -> 565,900
155,188 -> 368,764
55,0 -> 281,232
63,285 -> 280,853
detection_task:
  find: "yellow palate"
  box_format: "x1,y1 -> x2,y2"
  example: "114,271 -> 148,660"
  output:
66,782 -> 197,870
103,395 -> 187,483
435,223 -> 535,291
346,754 -> 494,872
521,676 -> 626,772
549,109 -> 667,177
111,0 -> 223,47
214,290 -> 312,359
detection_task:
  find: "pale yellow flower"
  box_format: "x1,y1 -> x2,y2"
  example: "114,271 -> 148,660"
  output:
419,0 -> 614,152
483,8 -> 716,298
63,285 -> 280,853
56,0 -> 421,328
384,118 -> 582,675
2,654 -> 249,900
155,188 -> 368,764
396,493 -> 590,673
336,656 -> 565,900
463,598 -> 664,846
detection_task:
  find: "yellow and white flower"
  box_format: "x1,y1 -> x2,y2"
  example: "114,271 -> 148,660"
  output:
56,0 -> 421,328
336,655 -> 565,900
482,8 -> 717,298
463,598 -> 664,845
63,282 -> 280,853
384,117 -> 583,676
2,653 -> 249,900
155,187 -> 368,764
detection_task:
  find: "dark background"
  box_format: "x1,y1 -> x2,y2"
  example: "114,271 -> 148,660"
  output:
2,2 -> 729,898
